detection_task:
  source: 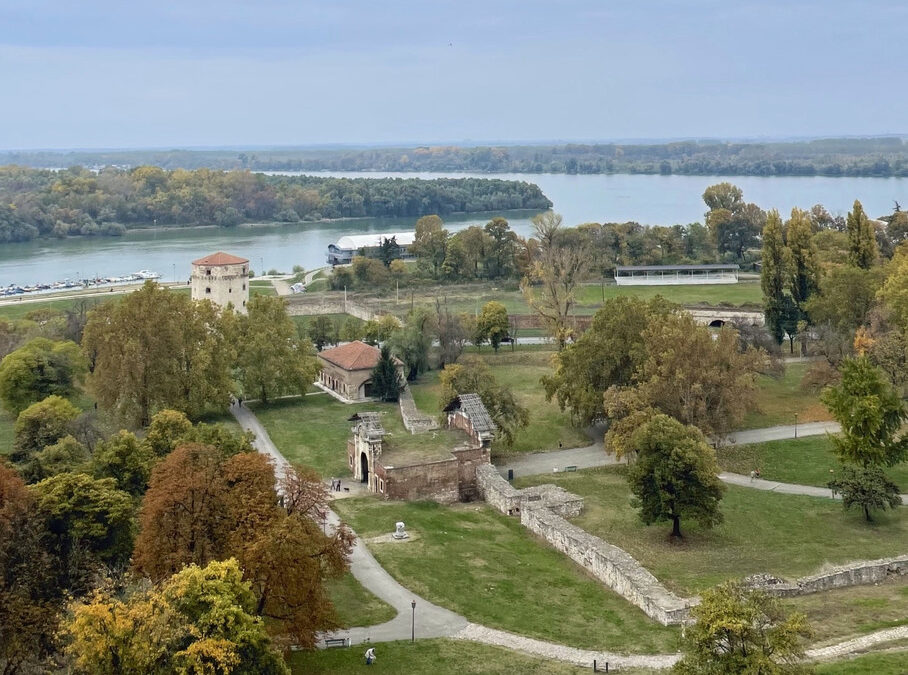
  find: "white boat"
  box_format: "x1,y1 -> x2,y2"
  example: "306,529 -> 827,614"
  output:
134,270 -> 160,280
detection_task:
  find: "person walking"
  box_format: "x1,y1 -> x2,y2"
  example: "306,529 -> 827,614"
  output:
364,647 -> 376,665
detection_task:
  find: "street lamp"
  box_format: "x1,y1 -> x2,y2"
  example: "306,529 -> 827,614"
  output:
411,600 -> 416,642
794,412 -> 798,439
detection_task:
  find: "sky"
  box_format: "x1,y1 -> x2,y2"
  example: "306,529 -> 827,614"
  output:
1,0 -> 906,150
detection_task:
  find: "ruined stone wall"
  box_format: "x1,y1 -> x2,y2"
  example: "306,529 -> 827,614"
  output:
451,445 -> 490,502
377,458 -> 461,504
520,505 -> 695,625
476,464 -> 523,515
285,296 -> 376,321
745,555 -> 908,598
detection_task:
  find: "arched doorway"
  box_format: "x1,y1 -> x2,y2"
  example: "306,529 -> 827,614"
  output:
360,452 -> 369,485
709,319 -> 726,328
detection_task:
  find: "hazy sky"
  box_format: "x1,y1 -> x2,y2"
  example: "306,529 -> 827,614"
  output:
1,0 -> 905,149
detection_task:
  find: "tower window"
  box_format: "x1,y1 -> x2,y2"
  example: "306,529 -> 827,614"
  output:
205,287 -> 211,294
242,283 -> 246,290
228,288 -> 232,293
206,269 -> 211,276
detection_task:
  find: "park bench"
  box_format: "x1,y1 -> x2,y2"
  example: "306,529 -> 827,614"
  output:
324,638 -> 349,649
564,465 -> 578,472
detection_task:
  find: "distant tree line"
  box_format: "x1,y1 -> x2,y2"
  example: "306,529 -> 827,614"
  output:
6,136 -> 908,176
0,165 -> 551,242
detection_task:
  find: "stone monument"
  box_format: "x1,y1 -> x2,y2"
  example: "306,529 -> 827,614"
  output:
392,521 -> 409,540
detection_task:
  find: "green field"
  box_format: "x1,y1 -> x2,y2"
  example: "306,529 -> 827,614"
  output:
785,577 -> 908,644
815,649 -> 908,675
327,572 -> 397,628
718,435 -> 908,490
515,467 -> 908,595
288,639 -> 591,675
249,280 -> 277,297
252,395 -> 461,477
333,498 -> 679,653
408,350 -> 590,457
291,313 -> 365,337
741,362 -> 831,430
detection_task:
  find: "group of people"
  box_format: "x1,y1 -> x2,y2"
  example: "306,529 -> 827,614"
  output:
329,477 -> 343,492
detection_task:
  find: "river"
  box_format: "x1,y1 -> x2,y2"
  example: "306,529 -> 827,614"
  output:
2,172 -> 907,287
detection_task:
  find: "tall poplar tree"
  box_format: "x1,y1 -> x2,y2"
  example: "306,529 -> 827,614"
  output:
760,210 -> 792,343
846,199 -> 878,269
785,207 -> 820,308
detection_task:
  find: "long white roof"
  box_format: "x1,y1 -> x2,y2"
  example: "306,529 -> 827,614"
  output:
335,231 -> 416,250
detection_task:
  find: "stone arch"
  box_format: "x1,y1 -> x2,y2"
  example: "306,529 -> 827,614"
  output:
708,319 -> 726,328
360,452 -> 370,485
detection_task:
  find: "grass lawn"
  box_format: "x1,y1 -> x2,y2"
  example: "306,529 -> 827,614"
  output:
0,296 -> 97,320
741,362 -> 831,430
515,467 -> 908,595
718,435 -> 908,491
408,350 -> 589,457
288,639 -> 591,674
333,498 -> 680,653
785,577 -> 908,644
252,395 -> 461,477
249,281 -> 277,297
327,572 -> 397,628
292,313 -> 364,336
576,280 -> 763,308
815,648 -> 908,675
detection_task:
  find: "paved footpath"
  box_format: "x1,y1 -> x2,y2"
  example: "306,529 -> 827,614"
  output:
231,404 -> 908,667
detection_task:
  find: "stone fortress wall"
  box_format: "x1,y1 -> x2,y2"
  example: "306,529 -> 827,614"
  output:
476,465 -> 908,626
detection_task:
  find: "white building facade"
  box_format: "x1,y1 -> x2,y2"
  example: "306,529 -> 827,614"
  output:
190,252 -> 250,313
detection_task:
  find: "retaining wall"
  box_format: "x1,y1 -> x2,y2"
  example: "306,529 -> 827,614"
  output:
285,296 -> 377,322
745,555 -> 908,597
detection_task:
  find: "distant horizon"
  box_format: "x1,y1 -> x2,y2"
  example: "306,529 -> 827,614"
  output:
3,133 -> 908,155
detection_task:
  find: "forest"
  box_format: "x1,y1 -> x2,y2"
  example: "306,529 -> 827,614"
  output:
0,166 -> 551,242
5,136 -> 908,176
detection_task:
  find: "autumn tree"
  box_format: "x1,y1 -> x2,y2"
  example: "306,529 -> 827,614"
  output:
143,408 -> 194,456
0,337 -> 86,415
846,199 -> 878,269
439,356 -> 528,447
674,581 -> 812,674
542,296 -> 676,425
627,414 -> 724,539
877,244 -> 908,331
435,297 -> 468,367
0,464 -> 61,674
522,212 -> 590,349
235,295 -> 320,403
476,301 -> 510,352
82,282 -> 234,426
65,559 -> 289,675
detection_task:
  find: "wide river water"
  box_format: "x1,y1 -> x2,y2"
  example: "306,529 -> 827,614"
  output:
2,172 -> 907,287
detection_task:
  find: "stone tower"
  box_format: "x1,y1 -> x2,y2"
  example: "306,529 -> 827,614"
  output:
190,252 -> 250,313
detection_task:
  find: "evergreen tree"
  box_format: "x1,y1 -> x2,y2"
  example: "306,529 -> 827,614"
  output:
370,345 -> 404,402
760,210 -> 793,344
846,199 -> 878,269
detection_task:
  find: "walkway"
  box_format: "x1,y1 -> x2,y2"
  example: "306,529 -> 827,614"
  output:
230,404 -> 908,668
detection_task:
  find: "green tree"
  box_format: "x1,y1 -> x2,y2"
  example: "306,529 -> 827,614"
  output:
235,296 -> 320,404
786,207 -> 821,308
31,434 -> 90,481
626,414 -> 724,539
91,430 -> 157,496
674,580 -> 812,674
483,217 -> 518,279
378,235 -> 402,266
761,210 -> 794,344
12,395 -> 80,466
339,317 -> 364,343
476,301 -> 510,352
30,472 -> 135,579
65,559 -> 289,675
439,356 -> 529,448
877,245 -> 908,331
0,337 -> 86,415
846,199 -> 878,269
307,315 -> 336,351
805,266 -> 883,336
391,307 -> 434,380
82,282 -> 234,426
702,182 -> 744,212
411,215 -> 448,278
143,408 -> 194,456
828,465 -> 902,522
821,357 -> 907,468
370,345 -> 404,402
543,297 -> 677,425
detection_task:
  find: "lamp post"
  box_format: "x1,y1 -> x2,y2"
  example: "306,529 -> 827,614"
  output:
411,600 -> 416,642
794,412 -> 798,439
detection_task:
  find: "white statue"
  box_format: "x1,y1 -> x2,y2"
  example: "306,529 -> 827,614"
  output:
392,521 -> 408,539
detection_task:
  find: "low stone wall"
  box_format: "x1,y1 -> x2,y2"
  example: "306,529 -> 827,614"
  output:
521,505 -> 695,625
745,555 -> 908,598
285,296 -> 377,322
398,385 -> 439,433
476,464 -> 523,515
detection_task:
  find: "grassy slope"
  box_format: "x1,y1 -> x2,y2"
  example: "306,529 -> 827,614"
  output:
333,498 -> 679,653
327,572 -> 397,628
409,350 -> 589,457
718,435 -> 908,490
815,649 -> 908,675
515,467 -> 908,595
741,362 -> 831,430
289,639 -> 592,675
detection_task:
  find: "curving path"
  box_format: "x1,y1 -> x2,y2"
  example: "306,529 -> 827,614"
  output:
231,404 -> 908,669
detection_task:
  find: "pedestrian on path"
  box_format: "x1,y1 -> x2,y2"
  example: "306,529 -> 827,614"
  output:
364,647 -> 376,665
750,470 -> 756,482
